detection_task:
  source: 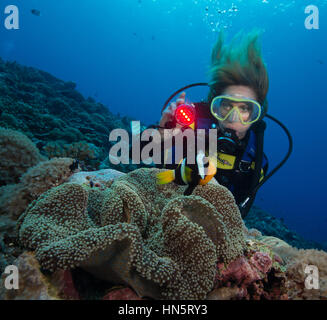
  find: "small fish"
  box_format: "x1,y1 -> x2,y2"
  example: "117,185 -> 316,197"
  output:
156,152 -> 217,195
317,59 -> 324,65
31,9 -> 41,16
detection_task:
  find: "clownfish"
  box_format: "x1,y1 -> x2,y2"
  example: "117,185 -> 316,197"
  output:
156,151 -> 217,195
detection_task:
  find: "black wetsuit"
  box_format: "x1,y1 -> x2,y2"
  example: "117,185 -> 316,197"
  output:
157,102 -> 269,218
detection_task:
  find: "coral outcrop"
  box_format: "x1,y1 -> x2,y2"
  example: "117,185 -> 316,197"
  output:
210,237 -> 288,300
273,246 -> 327,300
17,168 -> 246,300
240,232 -> 327,300
0,126 -> 80,223
0,157 -> 78,220
0,127 -> 45,185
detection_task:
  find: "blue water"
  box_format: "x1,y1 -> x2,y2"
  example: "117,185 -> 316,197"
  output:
1,0 -> 326,243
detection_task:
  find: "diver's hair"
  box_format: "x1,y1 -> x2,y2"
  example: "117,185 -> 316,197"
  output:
208,29 -> 269,114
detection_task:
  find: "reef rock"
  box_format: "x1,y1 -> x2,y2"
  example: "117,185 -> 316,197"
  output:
283,248 -> 327,300
68,168 -> 126,189
210,238 -> 288,300
0,251 -> 79,300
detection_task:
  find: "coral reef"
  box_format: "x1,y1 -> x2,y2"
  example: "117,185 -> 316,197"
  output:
0,251 -> 79,300
0,167 -> 325,300
245,205 -> 327,252
0,58 -> 138,171
0,127 -> 81,224
0,127 -> 45,185
17,168 -> 246,300
240,230 -> 327,300
209,237 -> 288,300
0,157 -> 78,220
278,247 -> 327,300
44,141 -> 100,170
0,219 -> 22,274
0,152 -> 79,274
1,58 -> 326,301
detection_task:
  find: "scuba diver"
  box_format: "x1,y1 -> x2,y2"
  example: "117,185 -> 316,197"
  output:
141,30 -> 292,218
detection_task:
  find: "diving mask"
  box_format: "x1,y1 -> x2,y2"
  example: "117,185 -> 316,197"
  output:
210,95 -> 262,125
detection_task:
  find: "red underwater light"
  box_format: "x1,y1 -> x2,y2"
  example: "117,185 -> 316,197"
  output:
174,104 -> 195,127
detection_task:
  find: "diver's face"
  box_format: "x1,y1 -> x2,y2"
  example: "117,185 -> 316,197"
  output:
219,85 -> 258,139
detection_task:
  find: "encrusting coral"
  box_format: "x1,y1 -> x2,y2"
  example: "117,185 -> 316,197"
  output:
17,168 -> 246,300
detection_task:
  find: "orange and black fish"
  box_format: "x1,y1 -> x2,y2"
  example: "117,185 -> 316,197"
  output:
156,151 -> 217,195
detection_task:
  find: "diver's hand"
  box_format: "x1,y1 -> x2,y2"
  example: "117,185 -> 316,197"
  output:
159,92 -> 186,130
